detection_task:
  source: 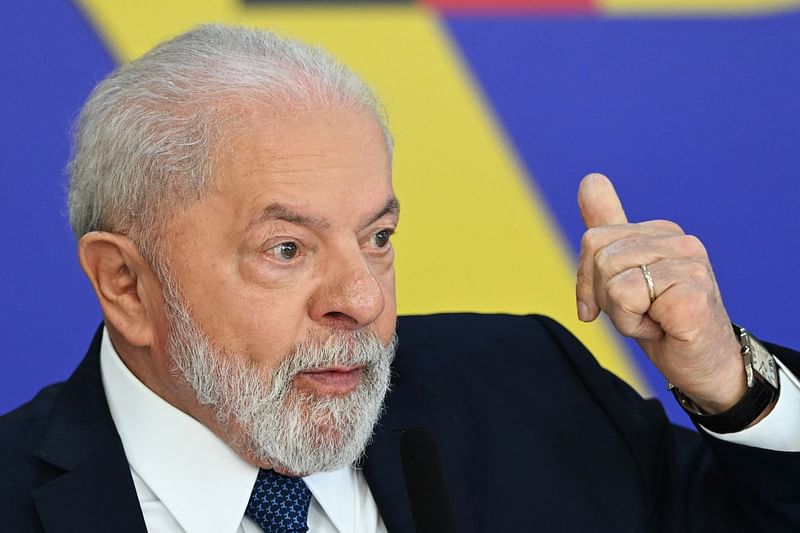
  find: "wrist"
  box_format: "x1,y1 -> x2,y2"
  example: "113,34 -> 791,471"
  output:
686,358 -> 747,414
670,325 -> 781,434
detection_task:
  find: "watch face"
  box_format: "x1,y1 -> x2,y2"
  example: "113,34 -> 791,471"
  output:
750,338 -> 780,389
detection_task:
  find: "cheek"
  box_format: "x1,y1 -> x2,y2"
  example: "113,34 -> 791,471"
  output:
224,291 -> 312,363
179,275 -> 312,367
178,251 -> 312,350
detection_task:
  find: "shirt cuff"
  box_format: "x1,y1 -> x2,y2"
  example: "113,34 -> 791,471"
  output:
701,357 -> 800,452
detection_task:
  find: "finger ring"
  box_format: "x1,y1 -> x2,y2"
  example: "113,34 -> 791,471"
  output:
640,264 -> 656,303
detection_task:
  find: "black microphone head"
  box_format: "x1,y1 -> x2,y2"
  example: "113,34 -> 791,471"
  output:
400,428 -> 458,533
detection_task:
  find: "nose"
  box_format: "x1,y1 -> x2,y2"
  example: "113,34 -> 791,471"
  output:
308,246 -> 386,330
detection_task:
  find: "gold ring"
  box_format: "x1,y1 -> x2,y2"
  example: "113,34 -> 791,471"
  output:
640,264 -> 656,303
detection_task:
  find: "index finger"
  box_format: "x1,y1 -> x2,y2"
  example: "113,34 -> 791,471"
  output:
578,173 -> 628,229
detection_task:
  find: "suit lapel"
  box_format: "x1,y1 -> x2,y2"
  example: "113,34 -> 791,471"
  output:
31,442 -> 147,533
31,327 -> 147,533
362,379 -> 417,532
363,424 -> 416,533
362,381 -> 480,533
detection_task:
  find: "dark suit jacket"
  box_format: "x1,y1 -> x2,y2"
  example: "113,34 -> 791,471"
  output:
2,314 -> 799,532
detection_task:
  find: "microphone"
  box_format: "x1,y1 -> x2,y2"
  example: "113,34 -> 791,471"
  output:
400,428 -> 458,533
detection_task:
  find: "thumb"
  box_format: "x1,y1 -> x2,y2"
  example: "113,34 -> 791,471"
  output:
578,173 -> 628,229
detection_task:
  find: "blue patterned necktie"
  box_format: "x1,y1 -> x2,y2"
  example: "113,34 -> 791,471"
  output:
245,468 -> 312,533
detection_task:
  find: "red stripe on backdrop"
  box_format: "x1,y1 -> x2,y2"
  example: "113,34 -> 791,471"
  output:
419,0 -> 596,13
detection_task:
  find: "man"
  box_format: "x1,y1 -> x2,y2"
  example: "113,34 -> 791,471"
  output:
1,23 -> 798,532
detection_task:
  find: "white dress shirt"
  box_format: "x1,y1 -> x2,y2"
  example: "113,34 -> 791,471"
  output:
100,328 -> 800,532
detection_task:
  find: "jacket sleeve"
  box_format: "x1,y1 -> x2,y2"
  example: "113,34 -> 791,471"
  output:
537,315 -> 800,532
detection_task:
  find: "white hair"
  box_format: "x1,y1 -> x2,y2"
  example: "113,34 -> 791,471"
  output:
67,23 -> 391,266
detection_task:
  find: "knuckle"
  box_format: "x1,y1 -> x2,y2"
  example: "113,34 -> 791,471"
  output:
595,238 -> 631,273
580,228 -> 602,252
594,245 -> 612,271
650,219 -> 684,235
605,274 -> 628,304
678,234 -> 708,258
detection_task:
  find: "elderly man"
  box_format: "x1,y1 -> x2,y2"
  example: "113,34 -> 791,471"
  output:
1,24 -> 798,533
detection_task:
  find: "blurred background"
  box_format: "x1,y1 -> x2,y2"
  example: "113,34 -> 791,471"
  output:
2,0 -> 799,426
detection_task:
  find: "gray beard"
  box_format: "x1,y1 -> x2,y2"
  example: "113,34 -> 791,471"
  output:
162,278 -> 396,476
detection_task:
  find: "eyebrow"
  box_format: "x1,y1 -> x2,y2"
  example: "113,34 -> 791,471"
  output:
362,196 -> 401,228
249,196 -> 400,231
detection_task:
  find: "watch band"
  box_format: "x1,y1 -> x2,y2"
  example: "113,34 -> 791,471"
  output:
670,324 -> 780,434
671,373 -> 779,434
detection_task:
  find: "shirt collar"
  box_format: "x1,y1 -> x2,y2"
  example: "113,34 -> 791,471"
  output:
100,327 -> 357,533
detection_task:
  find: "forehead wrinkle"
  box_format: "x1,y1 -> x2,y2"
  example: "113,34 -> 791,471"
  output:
235,152 -> 368,182
248,202 -> 331,231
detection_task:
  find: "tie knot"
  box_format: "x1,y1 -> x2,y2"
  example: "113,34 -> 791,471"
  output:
246,469 -> 312,533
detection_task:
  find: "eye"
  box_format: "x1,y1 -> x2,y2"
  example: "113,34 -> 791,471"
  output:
373,229 -> 393,248
266,241 -> 300,261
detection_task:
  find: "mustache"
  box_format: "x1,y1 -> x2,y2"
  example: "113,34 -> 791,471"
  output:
262,330 -> 396,404
279,329 -> 397,380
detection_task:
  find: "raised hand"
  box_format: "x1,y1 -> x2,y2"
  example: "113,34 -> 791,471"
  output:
576,173 -> 746,413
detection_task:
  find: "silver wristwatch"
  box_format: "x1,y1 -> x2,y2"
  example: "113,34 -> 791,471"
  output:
738,325 -> 780,390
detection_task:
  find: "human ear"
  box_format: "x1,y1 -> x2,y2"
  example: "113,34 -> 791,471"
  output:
78,232 -> 162,347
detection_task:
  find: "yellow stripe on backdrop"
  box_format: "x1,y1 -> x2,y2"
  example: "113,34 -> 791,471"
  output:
601,0 -> 800,15
78,0 -> 646,392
